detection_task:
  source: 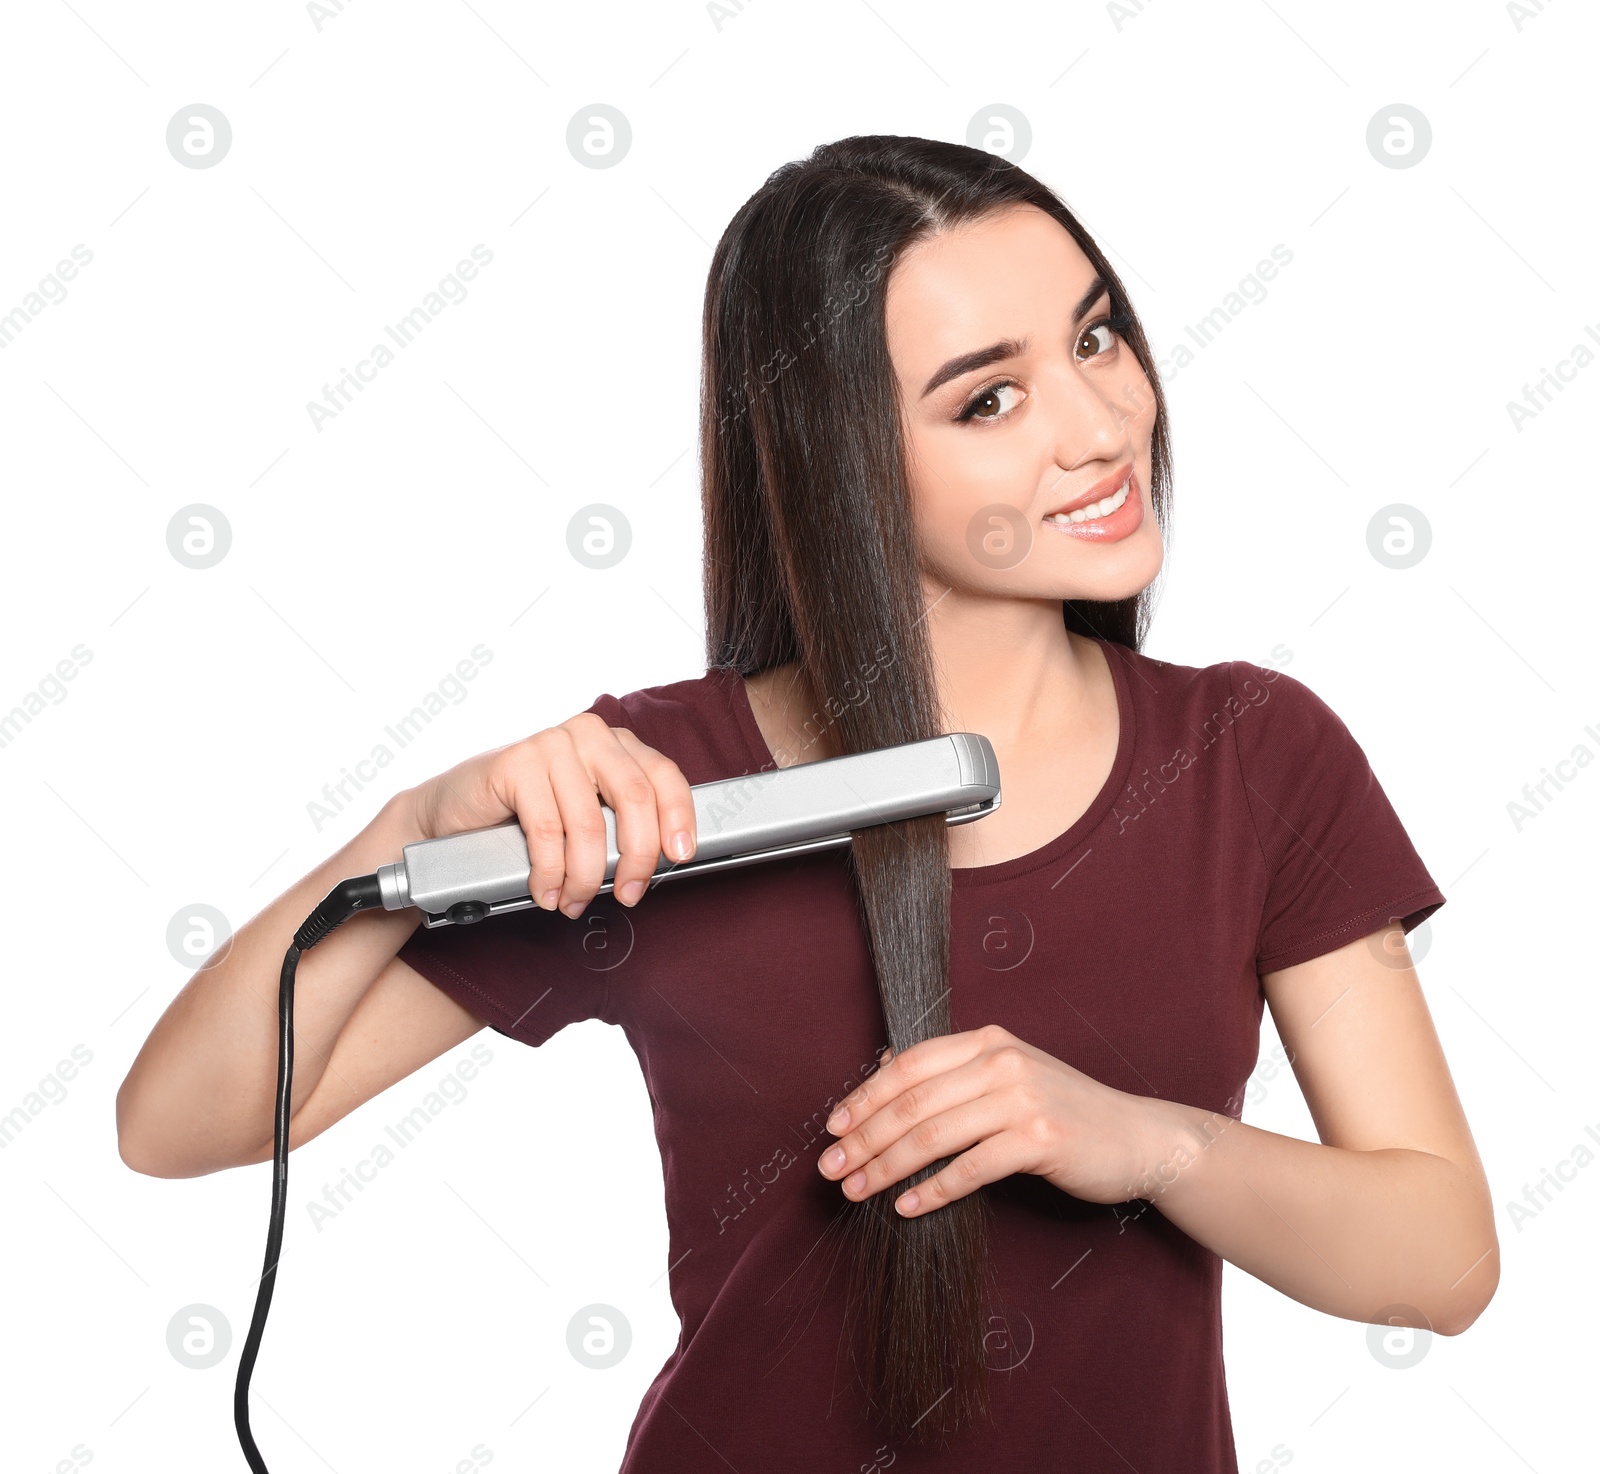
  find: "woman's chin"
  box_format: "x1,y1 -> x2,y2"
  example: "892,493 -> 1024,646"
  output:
1042,537 -> 1164,605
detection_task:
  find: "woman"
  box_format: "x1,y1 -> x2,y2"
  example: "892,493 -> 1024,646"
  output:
118,135 -> 1497,1471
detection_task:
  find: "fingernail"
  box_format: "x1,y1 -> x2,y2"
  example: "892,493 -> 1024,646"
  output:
561,900 -> 585,919
671,831 -> 692,860
541,889 -> 559,910
820,1146 -> 845,1174
826,1107 -> 848,1133
896,1191 -> 919,1215
618,880 -> 644,906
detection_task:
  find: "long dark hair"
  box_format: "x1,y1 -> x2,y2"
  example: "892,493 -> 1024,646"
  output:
700,134 -> 1172,1443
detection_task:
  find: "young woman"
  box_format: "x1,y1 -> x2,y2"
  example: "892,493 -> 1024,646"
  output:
118,136 -> 1497,1471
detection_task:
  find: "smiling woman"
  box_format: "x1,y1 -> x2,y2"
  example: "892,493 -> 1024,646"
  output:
118,133 -> 1496,1474
398,138 -> 1490,1464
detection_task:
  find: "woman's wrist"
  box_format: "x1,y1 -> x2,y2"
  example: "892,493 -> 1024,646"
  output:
1040,1085 -> 1231,1207
1121,1094 -> 1240,1205
380,784 -> 434,844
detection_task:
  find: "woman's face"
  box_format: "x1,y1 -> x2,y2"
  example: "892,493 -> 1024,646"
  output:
885,202 -> 1163,607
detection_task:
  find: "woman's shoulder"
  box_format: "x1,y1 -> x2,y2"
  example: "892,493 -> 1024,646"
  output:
583,666 -> 762,785
1117,645 -> 1442,966
1114,642 -> 1354,754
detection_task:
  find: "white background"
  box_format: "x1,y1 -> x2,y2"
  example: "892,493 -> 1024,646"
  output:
1,1 -> 1594,1469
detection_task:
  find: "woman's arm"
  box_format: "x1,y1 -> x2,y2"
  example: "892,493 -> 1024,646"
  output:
815,923 -> 1498,1335
116,793 -> 463,1178
116,716 -> 697,1178
1135,925 -> 1498,1334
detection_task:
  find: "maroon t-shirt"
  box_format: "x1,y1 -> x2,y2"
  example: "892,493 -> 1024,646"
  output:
397,640 -> 1444,1472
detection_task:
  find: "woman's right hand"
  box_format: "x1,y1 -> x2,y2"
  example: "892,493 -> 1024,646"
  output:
404,713 -> 697,916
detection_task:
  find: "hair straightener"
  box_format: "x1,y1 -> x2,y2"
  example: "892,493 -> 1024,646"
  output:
233,731 -> 1001,1471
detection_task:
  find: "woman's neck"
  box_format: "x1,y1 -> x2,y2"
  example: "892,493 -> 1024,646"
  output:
921,587 -> 1102,750
742,592 -> 1106,767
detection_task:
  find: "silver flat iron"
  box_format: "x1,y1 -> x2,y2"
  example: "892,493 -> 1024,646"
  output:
377,732 -> 1002,927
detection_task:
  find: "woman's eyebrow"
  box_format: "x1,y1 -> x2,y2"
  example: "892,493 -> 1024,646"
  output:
920,337 -> 1028,399
918,275 -> 1111,399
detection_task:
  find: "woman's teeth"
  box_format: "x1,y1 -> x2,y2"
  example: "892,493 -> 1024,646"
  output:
1049,478 -> 1130,525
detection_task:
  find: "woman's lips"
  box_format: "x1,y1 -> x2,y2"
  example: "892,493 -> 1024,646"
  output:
1040,469 -> 1144,543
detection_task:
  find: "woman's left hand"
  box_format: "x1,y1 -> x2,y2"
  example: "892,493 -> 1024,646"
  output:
816,1023 -> 1178,1217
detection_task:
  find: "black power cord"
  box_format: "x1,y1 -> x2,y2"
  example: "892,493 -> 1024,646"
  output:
233,874 -> 384,1473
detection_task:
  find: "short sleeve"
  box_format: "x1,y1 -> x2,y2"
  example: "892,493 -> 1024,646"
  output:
396,900 -> 619,1047
394,691 -> 627,1047
1228,662 -> 1445,975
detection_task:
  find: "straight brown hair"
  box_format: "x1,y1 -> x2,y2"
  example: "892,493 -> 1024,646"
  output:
699,134 -> 1172,1444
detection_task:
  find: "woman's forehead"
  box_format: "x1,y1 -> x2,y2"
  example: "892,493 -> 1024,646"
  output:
885,209 -> 1101,371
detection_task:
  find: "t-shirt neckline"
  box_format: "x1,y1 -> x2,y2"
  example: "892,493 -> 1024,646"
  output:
718,636 -> 1139,889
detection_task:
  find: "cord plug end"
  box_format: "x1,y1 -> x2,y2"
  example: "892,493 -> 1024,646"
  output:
293,874 -> 384,951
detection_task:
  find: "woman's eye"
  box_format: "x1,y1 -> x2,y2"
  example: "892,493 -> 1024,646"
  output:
958,381 -> 1025,422
1077,320 -> 1116,359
